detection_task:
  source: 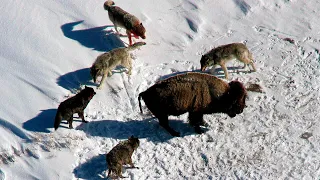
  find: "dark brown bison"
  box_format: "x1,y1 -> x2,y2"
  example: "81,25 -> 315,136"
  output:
138,72 -> 247,137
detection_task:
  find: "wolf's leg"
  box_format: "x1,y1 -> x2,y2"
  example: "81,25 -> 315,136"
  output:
250,61 -> 257,72
126,30 -> 133,45
123,57 -> 132,75
209,64 -> 217,75
107,70 -> 113,77
78,112 -> 88,123
115,166 -> 126,178
220,62 -> 229,79
67,117 -> 73,129
107,169 -> 111,178
97,71 -> 107,89
248,52 -> 257,72
127,158 -> 139,168
114,24 -> 119,34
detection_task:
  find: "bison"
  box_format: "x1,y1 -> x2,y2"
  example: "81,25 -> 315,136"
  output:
138,72 -> 247,137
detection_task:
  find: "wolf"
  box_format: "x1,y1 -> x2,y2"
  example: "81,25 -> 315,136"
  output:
90,42 -> 146,89
54,86 -> 96,130
138,72 -> 247,137
104,0 -> 146,45
106,136 -> 140,179
200,43 -> 257,79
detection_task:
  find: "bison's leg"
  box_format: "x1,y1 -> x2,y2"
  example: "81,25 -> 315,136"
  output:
189,112 -> 205,134
157,115 -> 180,137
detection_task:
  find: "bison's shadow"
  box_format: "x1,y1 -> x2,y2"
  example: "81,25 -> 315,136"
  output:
23,109 -> 56,133
61,20 -> 124,52
73,154 -> 106,180
77,117 -> 205,142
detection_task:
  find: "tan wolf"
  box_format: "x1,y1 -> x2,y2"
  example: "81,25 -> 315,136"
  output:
54,86 -> 96,130
104,0 -> 146,45
200,43 -> 257,79
106,136 -> 140,179
90,42 -> 146,89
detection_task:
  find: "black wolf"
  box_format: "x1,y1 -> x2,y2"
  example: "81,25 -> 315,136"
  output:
54,86 -> 96,130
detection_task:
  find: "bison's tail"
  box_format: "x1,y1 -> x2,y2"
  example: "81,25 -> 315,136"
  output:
54,110 -> 62,130
138,93 -> 143,114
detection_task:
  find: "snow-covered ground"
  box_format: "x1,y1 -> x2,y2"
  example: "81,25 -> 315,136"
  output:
1,0 -> 320,179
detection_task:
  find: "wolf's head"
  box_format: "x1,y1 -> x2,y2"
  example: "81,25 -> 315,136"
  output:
90,66 -> 99,83
200,54 -> 217,71
103,0 -> 115,10
128,135 -> 140,150
81,86 -> 96,100
132,23 -> 146,39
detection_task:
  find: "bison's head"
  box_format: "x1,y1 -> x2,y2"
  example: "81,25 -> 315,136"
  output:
224,81 -> 247,117
200,54 -> 217,71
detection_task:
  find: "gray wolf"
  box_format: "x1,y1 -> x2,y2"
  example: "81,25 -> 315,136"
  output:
90,42 -> 146,89
138,72 -> 247,137
54,86 -> 96,130
106,136 -> 140,179
200,43 -> 257,79
104,0 -> 146,45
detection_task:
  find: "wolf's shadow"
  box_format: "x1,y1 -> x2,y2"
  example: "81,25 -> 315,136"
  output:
73,154 -> 106,180
23,109 -> 56,133
56,68 -> 96,93
77,117 -> 202,142
61,20 -> 125,52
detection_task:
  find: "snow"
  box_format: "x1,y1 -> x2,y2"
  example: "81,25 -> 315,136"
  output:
1,0 -> 320,179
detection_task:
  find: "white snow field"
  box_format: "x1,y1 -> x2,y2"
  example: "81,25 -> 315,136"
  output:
1,0 -> 320,179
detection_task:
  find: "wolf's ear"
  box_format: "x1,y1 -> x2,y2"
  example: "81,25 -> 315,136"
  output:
85,85 -> 88,88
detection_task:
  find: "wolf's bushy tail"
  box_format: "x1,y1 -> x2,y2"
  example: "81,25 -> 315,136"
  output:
138,93 -> 144,114
127,42 -> 146,51
54,110 -> 62,130
103,0 -> 115,11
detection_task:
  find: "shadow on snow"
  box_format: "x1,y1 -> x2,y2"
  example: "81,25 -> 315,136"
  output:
76,117 -> 204,143
73,154 -> 106,180
61,20 -> 125,52
23,109 -> 56,133
56,68 -> 96,93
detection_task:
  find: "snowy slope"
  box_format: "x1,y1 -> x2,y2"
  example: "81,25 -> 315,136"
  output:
1,0 -> 320,179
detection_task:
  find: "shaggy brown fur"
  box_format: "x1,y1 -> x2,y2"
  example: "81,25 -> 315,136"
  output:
200,43 -> 257,79
106,136 -> 140,179
54,86 -> 96,130
138,72 -> 247,137
90,42 -> 146,89
104,0 -> 146,45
